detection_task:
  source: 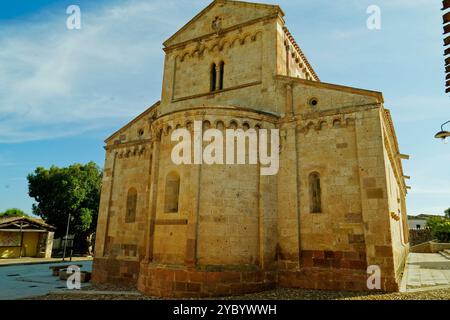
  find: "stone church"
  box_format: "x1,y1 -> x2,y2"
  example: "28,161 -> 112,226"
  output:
92,0 -> 410,297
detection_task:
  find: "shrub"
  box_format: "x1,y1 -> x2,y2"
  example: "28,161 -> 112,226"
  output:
426,217 -> 450,243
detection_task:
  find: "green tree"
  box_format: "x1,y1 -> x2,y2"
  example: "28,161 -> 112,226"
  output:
27,162 -> 102,253
445,208 -> 450,219
426,216 -> 450,243
0,208 -> 28,217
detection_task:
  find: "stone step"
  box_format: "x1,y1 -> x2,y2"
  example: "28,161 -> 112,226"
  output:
439,250 -> 450,260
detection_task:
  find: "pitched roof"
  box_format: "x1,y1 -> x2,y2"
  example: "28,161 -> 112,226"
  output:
0,216 -> 56,231
283,27 -> 320,81
105,101 -> 160,143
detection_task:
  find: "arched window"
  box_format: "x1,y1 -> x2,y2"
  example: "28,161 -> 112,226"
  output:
165,172 -> 180,213
210,63 -> 217,92
309,172 -> 322,213
125,188 -> 137,223
219,61 -> 225,90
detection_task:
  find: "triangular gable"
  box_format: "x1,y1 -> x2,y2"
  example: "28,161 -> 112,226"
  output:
163,0 -> 283,47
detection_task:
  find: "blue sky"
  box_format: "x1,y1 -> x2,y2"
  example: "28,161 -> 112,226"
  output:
0,0 -> 448,216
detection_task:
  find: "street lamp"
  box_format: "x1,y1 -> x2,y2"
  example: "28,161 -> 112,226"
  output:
62,213 -> 71,262
435,120 -> 450,143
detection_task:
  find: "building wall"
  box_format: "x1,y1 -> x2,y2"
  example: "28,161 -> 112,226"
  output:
381,116 -> 409,281
275,22 -> 316,80
409,219 -> 427,230
93,114 -> 153,283
93,1 -> 409,296
146,109 -> 278,268
160,19 -> 280,116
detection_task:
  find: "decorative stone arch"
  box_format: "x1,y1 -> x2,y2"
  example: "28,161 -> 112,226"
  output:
332,118 -> 342,128
230,36 -> 242,48
203,120 -> 211,130
228,120 -> 239,129
179,51 -> 190,63
306,121 -> 315,131
215,120 -> 225,130
240,33 -> 253,45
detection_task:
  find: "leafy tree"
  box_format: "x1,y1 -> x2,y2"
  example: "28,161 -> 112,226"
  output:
445,208 -> 450,219
426,216 -> 450,243
0,208 -> 28,217
27,162 -> 102,253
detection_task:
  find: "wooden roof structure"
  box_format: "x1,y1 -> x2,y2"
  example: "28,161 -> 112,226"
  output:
0,216 -> 55,233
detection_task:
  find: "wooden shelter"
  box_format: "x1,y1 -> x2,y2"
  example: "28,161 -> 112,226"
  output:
0,216 -> 55,259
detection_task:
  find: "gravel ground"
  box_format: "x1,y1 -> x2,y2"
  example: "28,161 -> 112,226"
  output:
25,286 -> 450,300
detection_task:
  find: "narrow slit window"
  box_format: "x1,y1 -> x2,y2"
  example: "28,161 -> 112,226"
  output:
219,61 -> 225,90
125,188 -> 137,223
309,172 -> 322,213
165,172 -> 180,213
210,63 -> 217,92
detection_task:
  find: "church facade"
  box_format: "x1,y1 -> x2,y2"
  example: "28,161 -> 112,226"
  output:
92,0 -> 410,297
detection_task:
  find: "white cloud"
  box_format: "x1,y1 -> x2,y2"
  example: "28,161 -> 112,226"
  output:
0,0 -> 198,143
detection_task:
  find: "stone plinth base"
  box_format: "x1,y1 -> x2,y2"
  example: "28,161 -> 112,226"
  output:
137,262 -> 277,298
92,257 -> 140,286
279,268 -> 398,292
92,257 -> 400,296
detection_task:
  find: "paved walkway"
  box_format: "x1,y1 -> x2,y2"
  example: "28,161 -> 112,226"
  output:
402,252 -> 450,292
0,260 -> 92,300
0,256 -> 92,266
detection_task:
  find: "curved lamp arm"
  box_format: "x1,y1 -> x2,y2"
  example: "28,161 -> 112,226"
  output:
441,120 -> 450,131
435,120 -> 450,142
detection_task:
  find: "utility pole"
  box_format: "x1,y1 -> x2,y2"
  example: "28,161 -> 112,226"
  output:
62,213 -> 71,262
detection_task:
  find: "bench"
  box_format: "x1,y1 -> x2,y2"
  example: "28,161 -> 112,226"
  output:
49,264 -> 83,276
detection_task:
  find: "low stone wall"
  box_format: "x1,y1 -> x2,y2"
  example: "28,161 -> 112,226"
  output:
410,241 -> 450,253
93,249 -> 404,296
93,249 -> 401,296
137,262 -> 276,298
409,229 -> 433,246
278,268 -> 397,292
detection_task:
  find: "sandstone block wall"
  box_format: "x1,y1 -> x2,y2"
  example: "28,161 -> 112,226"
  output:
92,0 -> 409,296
